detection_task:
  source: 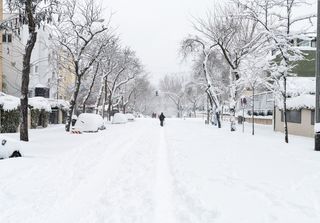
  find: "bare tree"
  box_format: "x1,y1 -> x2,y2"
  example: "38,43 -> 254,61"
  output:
181,37 -> 221,125
160,74 -> 188,118
185,80 -> 205,117
129,75 -> 155,115
94,39 -> 120,116
52,0 -> 111,131
235,0 -> 316,142
238,54 -> 269,135
3,0 -> 58,141
81,61 -> 101,113
189,3 -> 266,131
105,48 -> 142,119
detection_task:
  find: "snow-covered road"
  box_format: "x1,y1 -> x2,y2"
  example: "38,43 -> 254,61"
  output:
1,118 -> 320,223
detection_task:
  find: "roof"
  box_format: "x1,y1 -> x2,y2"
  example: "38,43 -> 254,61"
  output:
48,99 -> 70,110
278,94 -> 315,110
286,77 -> 315,96
276,77 -> 315,110
29,97 -> 52,112
0,92 -> 20,111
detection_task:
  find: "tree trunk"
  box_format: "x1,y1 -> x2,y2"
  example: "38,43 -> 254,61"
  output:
107,94 -> 112,121
216,111 -> 221,128
230,70 -> 238,132
82,64 -> 99,113
252,87 -> 255,135
66,76 -> 82,132
95,76 -> 105,114
283,76 -> 289,143
20,2 -> 37,141
102,78 -> 108,118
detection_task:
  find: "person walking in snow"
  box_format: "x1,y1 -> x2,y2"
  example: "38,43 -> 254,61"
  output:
159,112 -> 165,127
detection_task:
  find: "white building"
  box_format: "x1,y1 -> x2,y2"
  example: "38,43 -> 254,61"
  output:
2,13 -> 57,99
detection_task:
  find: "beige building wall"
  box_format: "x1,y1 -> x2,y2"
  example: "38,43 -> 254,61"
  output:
56,50 -> 75,101
274,108 -> 314,138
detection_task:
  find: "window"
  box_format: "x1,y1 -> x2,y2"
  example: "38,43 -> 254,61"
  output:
35,65 -> 38,73
311,110 -> 315,125
281,110 -> 301,124
35,87 -> 50,98
2,34 -> 12,43
7,34 -> 12,43
2,34 -> 6,42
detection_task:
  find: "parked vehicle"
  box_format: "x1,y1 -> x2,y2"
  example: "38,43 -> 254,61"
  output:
0,137 -> 22,159
125,113 -> 135,121
112,113 -> 128,124
73,113 -> 104,132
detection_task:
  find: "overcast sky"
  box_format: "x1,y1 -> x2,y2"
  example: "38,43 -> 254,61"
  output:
102,0 -> 215,84
102,0 -> 317,85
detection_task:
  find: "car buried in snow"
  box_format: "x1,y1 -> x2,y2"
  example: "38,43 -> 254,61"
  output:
0,137 -> 22,159
125,113 -> 135,121
112,113 -> 128,124
72,113 -> 105,133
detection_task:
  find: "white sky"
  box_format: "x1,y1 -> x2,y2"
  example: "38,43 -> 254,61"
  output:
102,0 -> 317,85
102,0 -> 215,84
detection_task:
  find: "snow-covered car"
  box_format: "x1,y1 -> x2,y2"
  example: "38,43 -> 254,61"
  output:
0,137 -> 22,159
73,113 -> 105,132
112,113 -> 128,124
125,113 -> 135,121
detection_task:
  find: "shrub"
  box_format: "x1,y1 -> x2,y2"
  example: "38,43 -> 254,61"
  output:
0,107 -> 20,133
31,109 -> 49,129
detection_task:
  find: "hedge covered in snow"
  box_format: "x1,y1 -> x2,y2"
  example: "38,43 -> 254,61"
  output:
0,107 -> 20,133
30,109 -> 50,129
0,93 -> 70,132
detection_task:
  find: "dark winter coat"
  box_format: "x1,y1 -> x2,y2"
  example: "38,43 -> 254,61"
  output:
159,113 -> 165,121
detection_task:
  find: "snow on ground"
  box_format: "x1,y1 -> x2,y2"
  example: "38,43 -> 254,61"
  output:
0,118 -> 320,223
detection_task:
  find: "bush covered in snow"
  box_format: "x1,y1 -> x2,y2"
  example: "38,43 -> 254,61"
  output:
112,113 -> 128,124
0,93 -> 20,133
0,107 -> 20,133
0,137 -> 22,159
73,113 -> 104,132
31,109 -> 49,129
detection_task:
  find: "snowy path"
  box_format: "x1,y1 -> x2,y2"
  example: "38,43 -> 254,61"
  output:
1,118 -> 320,223
154,127 -> 176,223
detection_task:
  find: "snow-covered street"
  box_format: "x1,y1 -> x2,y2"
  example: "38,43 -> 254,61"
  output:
1,118 -> 320,223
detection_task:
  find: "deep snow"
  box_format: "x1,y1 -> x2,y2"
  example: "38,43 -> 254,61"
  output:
0,118 -> 320,223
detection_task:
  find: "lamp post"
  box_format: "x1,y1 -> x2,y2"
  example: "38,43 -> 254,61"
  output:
315,0 -> 320,151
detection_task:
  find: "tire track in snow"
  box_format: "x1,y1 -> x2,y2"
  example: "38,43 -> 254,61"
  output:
154,127 -> 177,223
40,125 -> 148,223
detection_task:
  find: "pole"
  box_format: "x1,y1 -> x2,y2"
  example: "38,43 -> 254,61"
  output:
315,0 -> 320,151
242,106 -> 244,133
